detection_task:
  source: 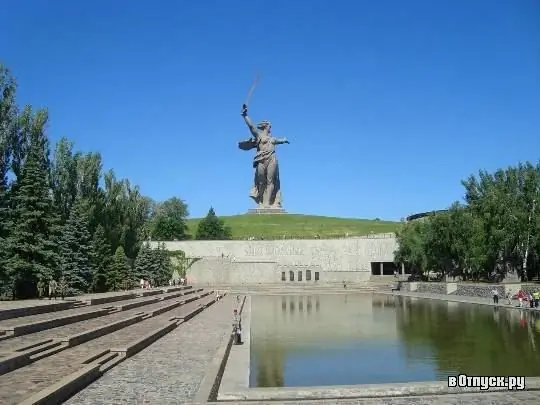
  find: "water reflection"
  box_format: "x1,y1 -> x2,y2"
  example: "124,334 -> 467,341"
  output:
250,294 -> 540,388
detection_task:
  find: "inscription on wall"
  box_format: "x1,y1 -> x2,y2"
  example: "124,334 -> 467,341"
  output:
245,244 -> 304,256
365,241 -> 396,260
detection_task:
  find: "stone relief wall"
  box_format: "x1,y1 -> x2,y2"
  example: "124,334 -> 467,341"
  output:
452,284 -> 504,298
415,283 -> 447,295
157,236 -> 398,273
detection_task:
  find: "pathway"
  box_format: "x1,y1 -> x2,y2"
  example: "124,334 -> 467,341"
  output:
66,295 -> 235,405
216,391 -> 538,404
382,290 -> 538,310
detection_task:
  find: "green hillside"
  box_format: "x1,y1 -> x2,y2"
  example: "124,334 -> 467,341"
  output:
185,214 -> 400,240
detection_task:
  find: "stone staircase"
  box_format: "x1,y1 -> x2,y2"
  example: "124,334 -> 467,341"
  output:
228,282 -> 390,295
0,286 -> 221,405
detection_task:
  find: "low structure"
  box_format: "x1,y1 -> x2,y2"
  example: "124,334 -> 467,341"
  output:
154,234 -> 401,285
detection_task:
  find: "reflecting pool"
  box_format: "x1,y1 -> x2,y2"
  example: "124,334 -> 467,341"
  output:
249,294 -> 540,387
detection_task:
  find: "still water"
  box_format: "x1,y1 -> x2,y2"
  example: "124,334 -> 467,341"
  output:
249,294 -> 540,387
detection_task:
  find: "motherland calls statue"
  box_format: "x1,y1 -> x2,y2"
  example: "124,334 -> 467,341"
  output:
238,104 -> 290,211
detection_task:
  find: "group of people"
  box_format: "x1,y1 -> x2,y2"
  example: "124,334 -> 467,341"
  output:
36,277 -> 68,300
512,289 -> 540,308
492,288 -> 540,308
168,278 -> 186,287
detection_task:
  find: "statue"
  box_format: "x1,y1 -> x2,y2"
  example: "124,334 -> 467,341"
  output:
238,104 -> 290,209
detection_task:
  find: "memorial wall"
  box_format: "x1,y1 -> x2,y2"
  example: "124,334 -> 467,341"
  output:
154,234 -> 398,285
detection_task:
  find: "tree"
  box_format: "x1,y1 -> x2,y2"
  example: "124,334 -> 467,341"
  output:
155,242 -> 172,286
58,198 -> 93,295
134,241 -> 156,282
106,246 -> 130,291
395,162 -> 540,282
149,197 -> 189,240
195,207 -> 232,240
91,224 -> 111,293
51,137 -> 78,224
0,62 -> 203,297
0,64 -> 17,292
5,109 -> 60,298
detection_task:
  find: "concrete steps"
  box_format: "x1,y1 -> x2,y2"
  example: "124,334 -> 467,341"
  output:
0,291 -> 219,405
0,290 -> 199,355
0,289 -> 207,368
0,287 -> 196,343
228,284 -> 387,295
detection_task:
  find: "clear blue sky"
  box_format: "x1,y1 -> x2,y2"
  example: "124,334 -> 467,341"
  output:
2,0 -> 539,219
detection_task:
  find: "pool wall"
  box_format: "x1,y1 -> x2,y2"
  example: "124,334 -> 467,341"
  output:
215,292 -> 540,402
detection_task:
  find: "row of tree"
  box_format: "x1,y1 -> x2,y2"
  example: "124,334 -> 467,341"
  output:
395,162 -> 540,282
0,63 -> 230,298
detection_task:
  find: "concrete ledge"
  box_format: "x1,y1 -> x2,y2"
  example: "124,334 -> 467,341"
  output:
110,320 -> 178,357
29,341 -> 68,362
62,313 -> 145,346
82,349 -> 111,364
0,301 -> 75,321
18,363 -> 102,405
115,297 -> 160,311
149,301 -> 182,317
196,296 -> 246,403
0,351 -> 30,375
87,293 -> 136,305
165,286 -> 191,293
6,308 -> 111,337
218,378 -> 540,401
219,296 -> 250,397
159,291 -> 184,301
138,289 -> 164,297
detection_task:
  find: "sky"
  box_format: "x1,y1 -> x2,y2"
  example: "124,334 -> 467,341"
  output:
2,0 -> 539,220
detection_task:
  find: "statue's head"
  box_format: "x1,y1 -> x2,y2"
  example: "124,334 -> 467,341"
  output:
257,120 -> 271,134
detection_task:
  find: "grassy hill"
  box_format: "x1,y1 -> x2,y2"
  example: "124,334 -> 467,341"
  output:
185,214 -> 400,240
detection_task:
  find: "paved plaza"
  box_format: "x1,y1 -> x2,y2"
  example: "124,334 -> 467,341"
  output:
0,287 -> 538,404
67,295 -> 236,404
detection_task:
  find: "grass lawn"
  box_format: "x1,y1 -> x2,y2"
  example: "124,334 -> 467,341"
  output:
185,214 -> 400,240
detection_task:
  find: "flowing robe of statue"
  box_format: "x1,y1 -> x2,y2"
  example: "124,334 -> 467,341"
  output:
238,108 -> 289,208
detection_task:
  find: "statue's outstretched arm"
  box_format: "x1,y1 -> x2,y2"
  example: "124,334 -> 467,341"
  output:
241,105 -> 258,138
272,137 -> 290,145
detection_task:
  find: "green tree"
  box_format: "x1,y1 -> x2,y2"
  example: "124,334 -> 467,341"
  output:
195,207 -> 232,240
58,198 -> 93,295
106,246 -> 129,291
149,197 -> 189,240
6,109 -> 60,298
51,137 -> 78,224
91,224 -> 111,293
0,64 -> 17,293
155,242 -> 172,286
134,241 -> 156,282
395,162 -> 540,281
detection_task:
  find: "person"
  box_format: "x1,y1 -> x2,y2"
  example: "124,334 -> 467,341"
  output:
58,276 -> 68,300
232,309 -> 242,344
517,289 -> 525,307
37,279 -> 45,299
534,291 -> 540,308
239,105 -> 290,208
180,277 -> 185,286
48,278 -> 58,300
506,291 -> 513,305
140,278 -> 145,289
491,288 -> 499,305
